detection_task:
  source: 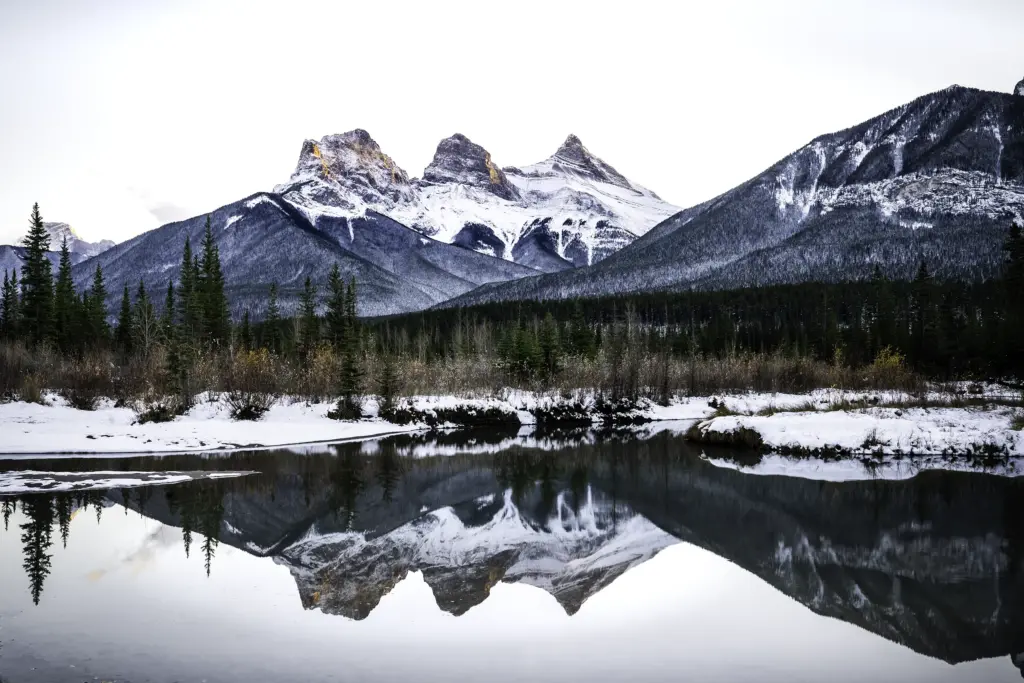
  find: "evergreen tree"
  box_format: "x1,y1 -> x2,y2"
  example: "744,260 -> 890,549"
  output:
198,217 -> 229,346
132,280 -> 155,355
161,281 -> 175,341
1,269 -> 20,340
85,264 -> 109,346
239,309 -> 252,351
115,283 -> 133,354
538,312 -> 562,382
177,236 -> 200,343
19,203 -> 54,344
325,263 -> 347,348
265,283 -> 281,354
52,237 -> 77,352
298,275 -> 318,357
333,278 -> 363,419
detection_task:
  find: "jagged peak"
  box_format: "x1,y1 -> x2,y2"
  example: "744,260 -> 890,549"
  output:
286,128 -> 410,193
544,134 -> 634,191
422,133 -> 520,201
1015,78 -> 1024,97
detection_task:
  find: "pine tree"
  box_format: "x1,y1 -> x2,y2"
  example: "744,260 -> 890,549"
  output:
239,309 -> 252,351
332,278 -> 363,419
132,280 -> 155,355
198,217 -> 229,346
538,312 -> 562,383
19,203 -> 54,344
177,236 -> 199,343
116,283 -> 133,354
298,275 -> 318,357
52,237 -> 76,352
161,281 -> 175,341
265,283 -> 281,354
85,264 -> 109,346
1,269 -> 20,340
325,263 -> 347,348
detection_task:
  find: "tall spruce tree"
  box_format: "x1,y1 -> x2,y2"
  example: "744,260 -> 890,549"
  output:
239,309 -> 252,351
298,275 -> 318,357
198,217 -> 229,345
265,283 -> 281,354
1,269 -> 20,340
177,236 -> 200,343
333,278 -> 363,419
161,281 -> 175,340
85,264 -> 109,346
52,237 -> 77,352
19,204 -> 54,344
116,283 -> 133,354
325,263 -> 346,348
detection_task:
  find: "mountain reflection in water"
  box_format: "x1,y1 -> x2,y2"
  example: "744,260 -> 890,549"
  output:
1,428 -> 1023,682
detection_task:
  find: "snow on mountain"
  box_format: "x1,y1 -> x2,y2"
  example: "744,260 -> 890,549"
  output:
43,222 -> 115,263
277,131 -> 679,269
278,487 -> 676,619
447,82 -> 1024,306
1016,77 -> 1024,98
1,221 -> 114,277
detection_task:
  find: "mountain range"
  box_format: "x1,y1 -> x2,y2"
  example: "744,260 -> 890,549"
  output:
66,132 -> 675,315
6,78 -> 1023,315
449,81 -> 1024,306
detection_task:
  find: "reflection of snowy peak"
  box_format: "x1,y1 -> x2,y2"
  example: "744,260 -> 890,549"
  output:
278,488 -> 676,619
274,130 -> 679,269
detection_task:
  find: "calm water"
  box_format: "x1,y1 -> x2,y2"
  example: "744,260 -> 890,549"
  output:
0,427 -> 1022,682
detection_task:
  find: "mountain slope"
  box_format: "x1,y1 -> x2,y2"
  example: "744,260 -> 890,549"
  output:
72,191 -> 537,316
447,82 -> 1024,306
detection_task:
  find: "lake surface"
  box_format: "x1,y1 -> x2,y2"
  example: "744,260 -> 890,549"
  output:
1,426 -> 1022,682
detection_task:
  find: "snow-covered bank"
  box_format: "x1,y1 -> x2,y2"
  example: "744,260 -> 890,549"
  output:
690,406 -> 1024,456
1,386 -> 1020,456
0,469 -> 255,494
0,397 -> 422,455
704,453 -> 1024,481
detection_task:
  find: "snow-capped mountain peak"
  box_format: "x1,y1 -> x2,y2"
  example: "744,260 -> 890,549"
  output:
278,129 -> 412,204
535,133 -> 638,193
43,222 -> 114,262
422,134 -> 520,201
270,128 -> 679,271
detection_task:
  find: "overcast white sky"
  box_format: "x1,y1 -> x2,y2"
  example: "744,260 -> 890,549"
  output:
0,0 -> 1022,245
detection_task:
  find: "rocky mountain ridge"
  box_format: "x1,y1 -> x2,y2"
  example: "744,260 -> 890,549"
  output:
448,80 -> 1024,306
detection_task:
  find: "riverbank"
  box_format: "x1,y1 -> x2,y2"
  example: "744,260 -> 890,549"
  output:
0,386 -> 1020,455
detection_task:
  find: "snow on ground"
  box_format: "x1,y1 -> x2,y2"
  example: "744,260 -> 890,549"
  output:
694,406 -> 1024,456
0,469 -> 255,494
704,453 -> 1024,481
0,395 -> 421,455
1,385 -> 1019,456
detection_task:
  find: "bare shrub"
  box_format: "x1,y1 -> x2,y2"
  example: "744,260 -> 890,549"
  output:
58,356 -> 113,411
223,349 -> 279,420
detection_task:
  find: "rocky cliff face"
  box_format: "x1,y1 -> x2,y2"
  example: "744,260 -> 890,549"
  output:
43,222 -> 115,263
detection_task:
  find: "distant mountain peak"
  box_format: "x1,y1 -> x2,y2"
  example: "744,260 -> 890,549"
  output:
422,134 -> 520,201
43,222 -> 114,262
1015,78 -> 1024,97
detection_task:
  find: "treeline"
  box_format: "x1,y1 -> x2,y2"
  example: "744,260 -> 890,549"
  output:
3,203 -> 1023,407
